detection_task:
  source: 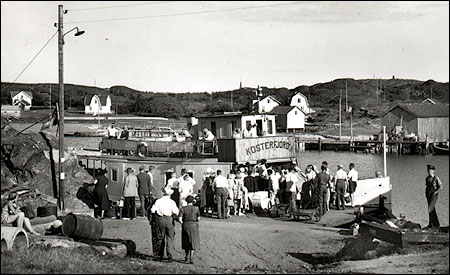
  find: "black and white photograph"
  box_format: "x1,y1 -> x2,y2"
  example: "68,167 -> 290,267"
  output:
1,1 -> 449,274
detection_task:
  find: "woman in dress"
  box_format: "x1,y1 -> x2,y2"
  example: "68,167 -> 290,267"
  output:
1,193 -> 40,235
94,169 -> 110,219
233,172 -> 245,215
178,195 -> 200,264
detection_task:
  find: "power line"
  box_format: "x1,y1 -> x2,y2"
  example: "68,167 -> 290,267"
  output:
68,1 -> 175,12
1,31 -> 58,92
66,1 -> 305,24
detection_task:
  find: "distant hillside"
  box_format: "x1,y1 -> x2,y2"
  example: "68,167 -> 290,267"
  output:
1,78 -> 448,120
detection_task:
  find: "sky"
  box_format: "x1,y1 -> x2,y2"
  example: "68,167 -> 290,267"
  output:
1,1 -> 449,93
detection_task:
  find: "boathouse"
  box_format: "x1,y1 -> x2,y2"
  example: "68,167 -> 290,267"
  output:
381,103 -> 449,142
196,113 -> 277,139
268,105 -> 305,132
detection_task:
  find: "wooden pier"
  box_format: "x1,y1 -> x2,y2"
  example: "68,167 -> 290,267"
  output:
297,137 -> 429,155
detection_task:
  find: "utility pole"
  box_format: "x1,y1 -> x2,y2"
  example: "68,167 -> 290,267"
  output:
58,4 -> 65,210
339,89 -> 342,140
430,88 -> 433,99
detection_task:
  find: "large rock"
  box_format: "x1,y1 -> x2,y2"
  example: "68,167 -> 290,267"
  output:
1,119 -> 95,215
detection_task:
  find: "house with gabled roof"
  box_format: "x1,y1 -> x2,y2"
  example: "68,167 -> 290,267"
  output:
84,94 -> 112,114
422,98 -> 440,104
268,105 -> 305,132
252,95 -> 281,114
289,92 -> 314,114
10,91 -> 33,110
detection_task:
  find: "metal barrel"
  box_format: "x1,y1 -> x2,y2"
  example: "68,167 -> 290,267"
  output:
62,214 -> 103,240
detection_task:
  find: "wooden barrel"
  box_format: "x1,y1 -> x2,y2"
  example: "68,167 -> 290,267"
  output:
37,206 -> 58,217
62,214 -> 103,240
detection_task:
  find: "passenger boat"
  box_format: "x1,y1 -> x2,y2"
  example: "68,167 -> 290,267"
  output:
77,124 -> 392,217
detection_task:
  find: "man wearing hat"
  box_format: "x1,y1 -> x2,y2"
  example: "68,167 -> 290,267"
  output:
332,164 -> 348,210
137,165 -> 152,217
122,167 -> 139,220
151,187 -> 179,262
425,164 -> 443,229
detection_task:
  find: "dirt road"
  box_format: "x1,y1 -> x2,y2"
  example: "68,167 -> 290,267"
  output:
101,213 -> 449,273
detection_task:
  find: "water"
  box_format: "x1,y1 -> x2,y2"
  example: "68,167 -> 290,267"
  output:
296,151 -> 449,227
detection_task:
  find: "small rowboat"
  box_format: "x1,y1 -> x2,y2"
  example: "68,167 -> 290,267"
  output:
431,143 -> 449,155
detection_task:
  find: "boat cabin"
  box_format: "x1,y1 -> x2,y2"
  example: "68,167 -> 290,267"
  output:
196,113 -> 277,139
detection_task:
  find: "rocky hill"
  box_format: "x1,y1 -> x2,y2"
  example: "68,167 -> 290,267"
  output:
1,78 -> 448,121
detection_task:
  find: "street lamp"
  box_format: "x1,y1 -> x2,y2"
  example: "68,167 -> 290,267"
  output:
57,4 -> 85,210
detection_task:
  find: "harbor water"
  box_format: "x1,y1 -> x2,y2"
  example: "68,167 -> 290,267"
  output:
296,151 -> 449,227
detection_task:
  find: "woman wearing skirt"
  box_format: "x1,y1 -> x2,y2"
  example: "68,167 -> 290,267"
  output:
178,195 -> 200,264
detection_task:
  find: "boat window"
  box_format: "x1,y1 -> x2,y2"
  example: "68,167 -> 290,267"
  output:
165,171 -> 172,186
267,120 -> 273,135
110,168 -> 118,182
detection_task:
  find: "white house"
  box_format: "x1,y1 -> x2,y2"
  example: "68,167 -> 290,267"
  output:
252,95 -> 281,114
269,106 -> 305,132
10,91 -> 33,111
289,92 -> 314,114
84,94 -> 112,115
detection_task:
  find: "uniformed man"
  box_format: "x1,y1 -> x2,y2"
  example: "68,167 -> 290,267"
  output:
425,164 -> 442,229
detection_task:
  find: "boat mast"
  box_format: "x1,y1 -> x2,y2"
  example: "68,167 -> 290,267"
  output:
383,126 -> 387,176
339,89 -> 342,140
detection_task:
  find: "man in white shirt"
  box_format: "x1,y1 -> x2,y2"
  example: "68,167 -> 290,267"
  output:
166,172 -> 180,207
285,166 -> 300,213
242,124 -> 254,138
151,187 -> 179,262
178,174 -> 194,207
202,128 -> 215,141
213,170 -> 229,219
347,163 -> 358,207
333,164 -> 348,210
107,123 -> 118,139
251,124 -> 258,137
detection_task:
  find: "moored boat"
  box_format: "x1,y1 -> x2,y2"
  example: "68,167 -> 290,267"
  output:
431,142 -> 449,155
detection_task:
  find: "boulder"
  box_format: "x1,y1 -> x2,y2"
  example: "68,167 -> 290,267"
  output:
1,120 -> 95,216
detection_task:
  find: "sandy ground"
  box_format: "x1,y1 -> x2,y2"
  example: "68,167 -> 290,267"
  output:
101,211 -> 449,274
